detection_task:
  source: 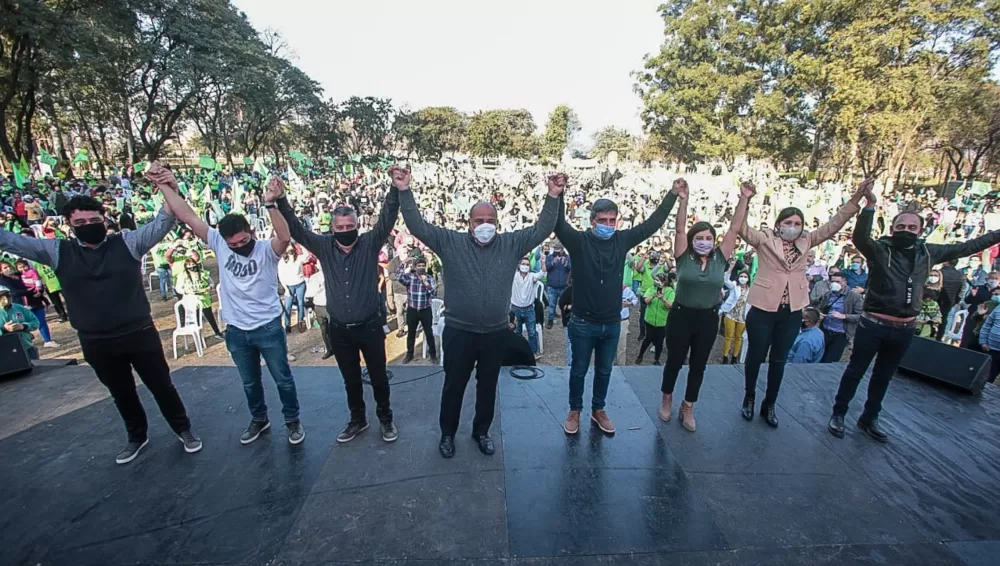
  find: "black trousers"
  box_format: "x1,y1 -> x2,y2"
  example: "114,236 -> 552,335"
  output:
406,306 -> 436,357
661,305 -> 719,403
638,321 -> 666,361
313,305 -> 333,352
79,325 -> 191,443
833,316 -> 914,422
328,318 -> 392,424
440,326 -> 507,438
49,290 -> 67,320
821,330 -> 849,363
743,305 -> 803,404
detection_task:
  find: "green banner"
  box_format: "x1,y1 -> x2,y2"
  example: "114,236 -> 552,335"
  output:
199,155 -> 216,170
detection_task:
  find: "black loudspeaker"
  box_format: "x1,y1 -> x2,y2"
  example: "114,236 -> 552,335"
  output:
898,335 -> 991,394
0,333 -> 33,377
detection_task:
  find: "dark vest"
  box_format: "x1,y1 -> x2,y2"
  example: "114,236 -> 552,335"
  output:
55,236 -> 153,339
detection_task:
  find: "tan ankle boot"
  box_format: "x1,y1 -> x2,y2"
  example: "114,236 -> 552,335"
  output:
680,401 -> 696,432
658,394 -> 673,422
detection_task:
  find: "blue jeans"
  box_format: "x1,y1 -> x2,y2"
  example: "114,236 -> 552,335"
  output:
545,286 -> 565,323
283,282 -> 307,327
568,316 -> 621,411
30,306 -> 51,342
156,266 -> 172,298
512,305 -> 538,354
566,327 -> 572,366
225,316 -> 300,423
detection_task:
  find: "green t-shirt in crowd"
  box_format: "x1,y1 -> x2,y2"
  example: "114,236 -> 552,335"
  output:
643,285 -> 675,327
639,260 -> 667,296
674,249 -> 728,309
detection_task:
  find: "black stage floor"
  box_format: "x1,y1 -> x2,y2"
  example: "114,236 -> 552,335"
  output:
2,362 -> 999,566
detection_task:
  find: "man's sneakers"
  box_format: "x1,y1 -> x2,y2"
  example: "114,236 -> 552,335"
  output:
380,421 -> 398,442
115,439 -> 150,465
337,421 -> 369,443
591,410 -> 616,434
177,430 -> 203,453
563,410 -> 581,435
287,421 -> 306,445
240,420 -> 271,445
402,354 -> 414,364
43,341 -> 60,348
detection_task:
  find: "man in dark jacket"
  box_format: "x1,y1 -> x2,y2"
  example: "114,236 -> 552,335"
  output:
829,190 -> 1000,443
815,270 -> 863,362
544,243 -> 571,328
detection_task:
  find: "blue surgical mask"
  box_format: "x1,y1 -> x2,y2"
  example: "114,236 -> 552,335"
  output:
992,295 -> 1000,304
594,224 -> 615,240
851,262 -> 861,271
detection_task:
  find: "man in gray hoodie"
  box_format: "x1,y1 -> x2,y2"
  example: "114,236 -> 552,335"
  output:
399,174 -> 564,459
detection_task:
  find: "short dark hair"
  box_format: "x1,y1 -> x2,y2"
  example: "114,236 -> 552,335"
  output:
217,214 -> 252,239
891,211 -> 925,230
803,307 -> 821,325
686,221 -> 716,257
591,199 -> 618,220
62,196 -> 104,219
830,271 -> 846,281
332,205 -> 357,220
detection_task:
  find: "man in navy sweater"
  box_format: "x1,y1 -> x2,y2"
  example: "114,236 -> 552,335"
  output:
554,180 -> 680,436
544,243 -> 571,328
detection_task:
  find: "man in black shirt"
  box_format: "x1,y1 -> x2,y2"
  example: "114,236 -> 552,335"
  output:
274,168 -> 403,445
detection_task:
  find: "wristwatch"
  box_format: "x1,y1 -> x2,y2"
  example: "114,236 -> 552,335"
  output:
264,203 -> 277,210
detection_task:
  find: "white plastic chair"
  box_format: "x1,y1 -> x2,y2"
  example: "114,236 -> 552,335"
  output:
422,298 -> 445,363
172,295 -> 205,359
216,284 -> 225,326
535,323 -> 544,354
738,329 -> 749,364
140,253 -> 149,276
943,307 -> 967,345
147,269 -> 159,292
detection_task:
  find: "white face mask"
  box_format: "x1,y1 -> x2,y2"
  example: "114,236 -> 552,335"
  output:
738,276 -> 749,285
829,282 -> 843,293
779,226 -> 802,241
988,280 -> 999,290
928,276 -> 940,284
473,223 -> 496,244
519,265 -> 529,273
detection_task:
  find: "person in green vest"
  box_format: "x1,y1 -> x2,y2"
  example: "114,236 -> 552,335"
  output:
0,285 -> 40,361
151,237 -> 175,301
134,203 -> 155,227
635,272 -> 674,364
175,255 -> 224,338
318,209 -> 332,233
636,250 -> 667,339
32,261 -> 68,323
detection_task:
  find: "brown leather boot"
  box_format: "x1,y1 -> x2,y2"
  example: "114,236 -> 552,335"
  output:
658,393 -> 673,422
679,401 -> 696,432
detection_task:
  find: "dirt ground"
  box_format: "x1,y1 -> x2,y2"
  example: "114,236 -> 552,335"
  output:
36,261 -> 844,371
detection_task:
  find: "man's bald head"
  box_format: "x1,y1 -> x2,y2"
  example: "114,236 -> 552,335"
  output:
469,201 -> 497,227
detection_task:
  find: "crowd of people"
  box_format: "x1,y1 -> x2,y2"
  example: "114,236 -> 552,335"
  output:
2,154 -> 1000,465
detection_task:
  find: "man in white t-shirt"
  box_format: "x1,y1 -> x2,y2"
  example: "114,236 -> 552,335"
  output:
151,168 -> 305,446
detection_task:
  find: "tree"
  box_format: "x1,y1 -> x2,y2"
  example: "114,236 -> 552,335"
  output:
466,109 -> 537,158
591,127 -> 635,160
934,82 -> 1000,182
395,106 -> 467,159
541,104 -> 580,159
336,96 -> 396,156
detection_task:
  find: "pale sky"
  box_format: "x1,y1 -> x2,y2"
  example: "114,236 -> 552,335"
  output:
233,0 -> 666,140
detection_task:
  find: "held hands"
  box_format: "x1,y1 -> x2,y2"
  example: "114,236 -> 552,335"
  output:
389,165 -> 411,191
854,178 -> 876,206
671,178 -> 689,199
264,176 -> 286,204
739,181 -> 756,200
547,173 -> 568,197
145,162 -> 179,193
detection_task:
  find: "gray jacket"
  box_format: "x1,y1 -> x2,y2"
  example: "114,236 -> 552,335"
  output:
399,190 -> 559,334
817,289 -> 863,343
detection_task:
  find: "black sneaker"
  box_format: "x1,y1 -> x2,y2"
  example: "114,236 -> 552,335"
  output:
116,439 -> 149,465
177,431 -> 203,453
858,418 -> 888,443
337,421 -> 369,443
240,420 -> 271,445
321,351 -> 335,360
402,354 -> 414,364
396,329 -> 407,338
381,421 -> 398,442
828,414 -> 846,438
287,421 -> 305,445
430,354 -> 439,364
546,321 -> 554,330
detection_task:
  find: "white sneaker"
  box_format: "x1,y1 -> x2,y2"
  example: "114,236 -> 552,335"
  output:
43,341 -> 60,348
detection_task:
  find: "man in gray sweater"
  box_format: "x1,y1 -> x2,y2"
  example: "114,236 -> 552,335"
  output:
399,174 -> 564,459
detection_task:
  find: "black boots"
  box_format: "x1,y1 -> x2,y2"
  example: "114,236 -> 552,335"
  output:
741,394 -> 755,421
761,402 -> 779,428
858,418 -> 888,442
828,414 -> 845,438
722,355 -> 730,365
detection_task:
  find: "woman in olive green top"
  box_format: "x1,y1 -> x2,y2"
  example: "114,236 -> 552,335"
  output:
660,180 -> 754,432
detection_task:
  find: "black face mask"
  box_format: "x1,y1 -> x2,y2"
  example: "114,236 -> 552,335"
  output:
232,239 -> 255,257
334,229 -> 359,247
891,230 -> 918,249
73,222 -> 107,246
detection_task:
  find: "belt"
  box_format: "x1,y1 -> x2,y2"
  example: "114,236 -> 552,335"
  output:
861,312 -> 916,329
330,314 -> 380,329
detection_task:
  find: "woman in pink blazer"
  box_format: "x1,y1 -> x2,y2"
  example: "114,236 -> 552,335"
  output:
738,179 -> 872,427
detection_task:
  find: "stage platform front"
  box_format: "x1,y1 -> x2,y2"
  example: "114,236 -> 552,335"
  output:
2,362 -> 999,566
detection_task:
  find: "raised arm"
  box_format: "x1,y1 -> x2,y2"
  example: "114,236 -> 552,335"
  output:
148,164 -> 210,244
807,179 -> 869,248
122,207 -> 177,261
673,180 -> 689,256
513,181 -> 562,257
620,182 -> 680,249
929,229 -> 1000,265
261,177 -> 291,256
0,228 -> 59,268
721,182 -> 754,259
552,176 -> 581,248
370,183 -> 400,245
274,181 -> 325,254
852,194 -> 879,262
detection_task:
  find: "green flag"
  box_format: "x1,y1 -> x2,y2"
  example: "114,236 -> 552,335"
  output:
13,156 -> 30,188
133,161 -> 148,173
38,149 -> 57,167
199,155 -> 216,170
243,157 -> 253,166
72,149 -> 89,165
253,157 -> 269,177
325,156 -> 336,168
231,178 -> 245,213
